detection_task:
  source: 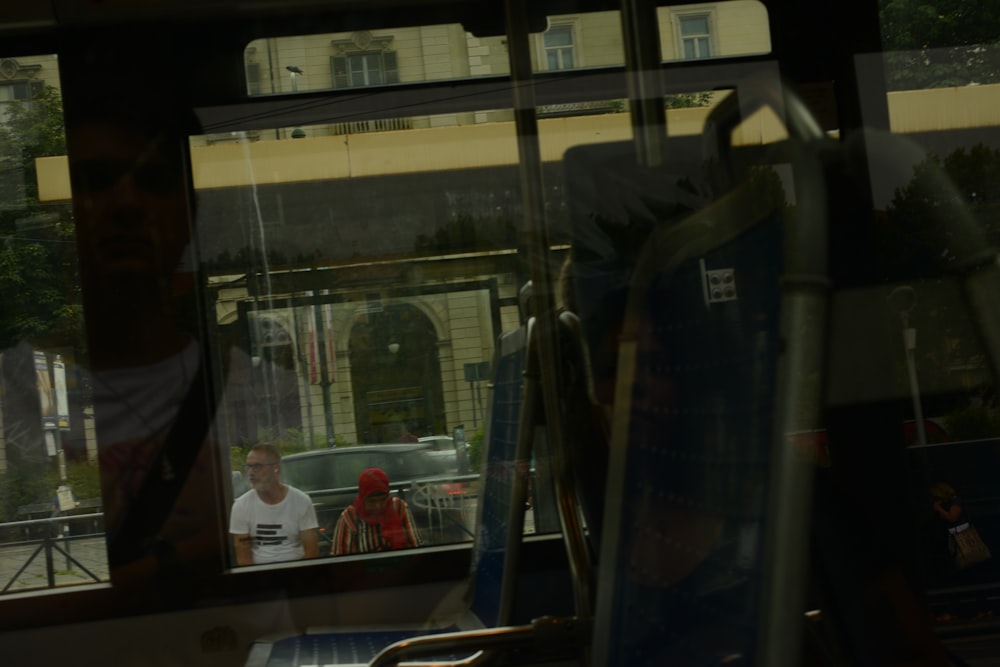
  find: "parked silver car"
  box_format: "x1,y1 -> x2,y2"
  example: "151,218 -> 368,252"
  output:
418,435 -> 470,475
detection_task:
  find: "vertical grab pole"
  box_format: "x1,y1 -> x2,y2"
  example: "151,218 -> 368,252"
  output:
620,0 -> 666,168
503,0 -> 595,626
755,94 -> 829,667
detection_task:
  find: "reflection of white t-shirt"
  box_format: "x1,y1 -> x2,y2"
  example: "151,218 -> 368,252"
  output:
92,340 -> 200,446
229,486 -> 318,564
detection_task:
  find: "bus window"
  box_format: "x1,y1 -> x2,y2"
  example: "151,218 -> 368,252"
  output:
0,53 -> 94,592
191,101 -> 531,554
864,7 -> 1000,623
242,2 -> 773,98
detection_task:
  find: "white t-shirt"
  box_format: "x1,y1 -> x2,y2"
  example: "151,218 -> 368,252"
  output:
91,339 -> 201,446
229,486 -> 318,564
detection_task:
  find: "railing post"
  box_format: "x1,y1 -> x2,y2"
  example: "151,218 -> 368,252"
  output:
62,519 -> 72,570
43,534 -> 56,588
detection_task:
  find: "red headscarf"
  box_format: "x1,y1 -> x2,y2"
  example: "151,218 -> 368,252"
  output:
353,467 -> 406,549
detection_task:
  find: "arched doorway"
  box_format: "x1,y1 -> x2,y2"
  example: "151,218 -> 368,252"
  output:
349,303 -> 445,443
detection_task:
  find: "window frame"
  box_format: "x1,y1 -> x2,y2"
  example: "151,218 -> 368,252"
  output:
676,12 -> 714,60
330,51 -> 399,89
540,22 -> 578,71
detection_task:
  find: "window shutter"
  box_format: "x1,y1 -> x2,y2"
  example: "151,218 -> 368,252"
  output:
331,56 -> 349,88
245,62 -> 262,96
383,51 -> 399,84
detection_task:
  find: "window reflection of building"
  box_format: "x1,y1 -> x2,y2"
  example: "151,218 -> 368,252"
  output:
348,303 -> 444,444
244,60 -> 262,96
543,24 -> 576,70
0,58 -> 43,124
679,14 -> 712,59
331,32 -> 399,88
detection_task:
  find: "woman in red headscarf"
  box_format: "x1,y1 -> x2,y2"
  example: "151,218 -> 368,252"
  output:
330,468 -> 420,555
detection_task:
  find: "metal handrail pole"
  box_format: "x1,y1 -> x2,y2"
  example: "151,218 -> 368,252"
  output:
503,0 -> 595,626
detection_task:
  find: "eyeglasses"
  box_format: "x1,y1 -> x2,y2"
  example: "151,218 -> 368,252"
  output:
71,159 -> 182,196
244,462 -> 277,472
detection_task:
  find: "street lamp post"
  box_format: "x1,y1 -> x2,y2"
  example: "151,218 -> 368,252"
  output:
311,292 -> 336,448
286,65 -> 302,92
888,286 -> 927,447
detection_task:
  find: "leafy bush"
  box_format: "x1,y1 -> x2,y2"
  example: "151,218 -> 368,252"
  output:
52,459 -> 101,499
467,425 -> 485,471
945,406 -> 1000,441
0,465 -> 50,522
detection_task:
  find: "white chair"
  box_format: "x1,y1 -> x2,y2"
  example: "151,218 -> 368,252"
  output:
408,480 -> 447,541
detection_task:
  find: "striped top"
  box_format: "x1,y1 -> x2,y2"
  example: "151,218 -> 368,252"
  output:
330,496 -> 420,555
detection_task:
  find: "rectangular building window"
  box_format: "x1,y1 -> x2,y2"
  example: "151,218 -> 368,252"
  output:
245,62 -> 262,96
331,51 -> 399,88
544,25 -> 575,70
680,15 -> 712,60
0,82 -> 32,123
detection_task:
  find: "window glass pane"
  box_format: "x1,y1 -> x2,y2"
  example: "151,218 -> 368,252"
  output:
660,2 -> 769,63
242,4 -> 772,93
190,109 -> 529,554
544,26 -> 573,48
848,4 -> 1000,601
697,36 -> 711,57
366,54 -> 383,86
0,82 -> 28,101
245,24 -> 515,95
680,16 -> 710,35
0,54 -> 95,592
190,47 -> 690,552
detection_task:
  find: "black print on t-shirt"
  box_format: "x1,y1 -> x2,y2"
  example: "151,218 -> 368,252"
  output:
255,523 -> 287,546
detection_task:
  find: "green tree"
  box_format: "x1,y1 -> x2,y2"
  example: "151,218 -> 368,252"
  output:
884,144 -> 1000,269
0,85 -> 81,350
881,144 -> 1000,410
879,0 -> 1000,90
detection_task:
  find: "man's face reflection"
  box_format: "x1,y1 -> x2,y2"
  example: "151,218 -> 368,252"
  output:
69,121 -> 190,283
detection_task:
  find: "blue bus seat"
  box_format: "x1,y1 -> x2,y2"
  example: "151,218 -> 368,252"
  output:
568,109 -> 830,664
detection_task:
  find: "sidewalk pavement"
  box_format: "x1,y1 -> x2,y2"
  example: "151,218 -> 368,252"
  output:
0,534 -> 108,593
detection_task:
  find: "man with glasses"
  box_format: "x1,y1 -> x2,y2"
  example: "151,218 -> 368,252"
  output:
230,443 -> 320,565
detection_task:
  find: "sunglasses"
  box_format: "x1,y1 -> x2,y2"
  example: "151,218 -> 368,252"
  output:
244,462 -> 277,472
71,159 -> 182,196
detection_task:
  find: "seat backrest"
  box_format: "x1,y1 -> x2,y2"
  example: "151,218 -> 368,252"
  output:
567,134 -> 826,665
465,324 -> 529,628
556,309 -> 609,560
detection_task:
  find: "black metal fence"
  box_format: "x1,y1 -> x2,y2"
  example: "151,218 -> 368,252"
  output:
0,513 -> 106,592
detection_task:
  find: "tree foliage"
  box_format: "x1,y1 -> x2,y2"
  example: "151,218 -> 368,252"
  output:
885,144 -> 1000,265
881,144 -> 1000,409
0,85 -> 81,350
879,0 -> 1000,89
